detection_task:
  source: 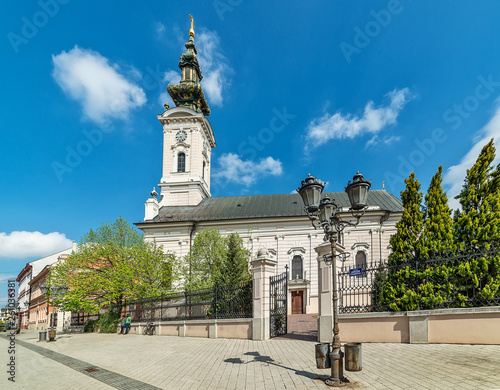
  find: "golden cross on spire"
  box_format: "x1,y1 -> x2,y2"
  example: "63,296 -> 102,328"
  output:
189,14 -> 195,37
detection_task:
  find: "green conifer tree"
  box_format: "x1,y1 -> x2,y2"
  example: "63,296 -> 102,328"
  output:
216,233 -> 251,286
379,172 -> 424,311
212,233 -> 252,317
454,139 -> 500,247
378,151 -> 500,311
388,172 -> 425,264
453,140 -> 500,306
413,166 -> 455,309
420,165 -> 454,258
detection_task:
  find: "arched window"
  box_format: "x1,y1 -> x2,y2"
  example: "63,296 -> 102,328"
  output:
292,255 -> 303,279
355,251 -> 367,270
177,153 -> 185,172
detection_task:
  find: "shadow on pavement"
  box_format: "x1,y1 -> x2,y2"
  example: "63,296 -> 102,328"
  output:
223,351 -> 321,381
274,331 -> 317,342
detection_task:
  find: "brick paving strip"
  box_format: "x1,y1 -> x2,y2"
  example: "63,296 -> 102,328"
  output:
13,337 -> 162,390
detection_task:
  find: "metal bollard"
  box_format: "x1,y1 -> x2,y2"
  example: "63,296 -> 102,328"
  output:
315,343 -> 331,369
344,342 -> 362,371
39,331 -> 47,342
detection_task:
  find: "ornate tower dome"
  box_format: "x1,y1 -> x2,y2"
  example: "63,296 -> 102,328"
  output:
166,15 -> 210,116
145,15 -> 216,220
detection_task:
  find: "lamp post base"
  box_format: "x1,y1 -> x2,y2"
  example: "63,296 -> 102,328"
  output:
325,347 -> 346,387
325,378 -> 346,387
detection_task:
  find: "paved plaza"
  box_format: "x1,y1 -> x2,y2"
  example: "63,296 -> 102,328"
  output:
2,327 -> 500,390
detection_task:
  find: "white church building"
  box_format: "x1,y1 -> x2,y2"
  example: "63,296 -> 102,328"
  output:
136,20 -> 403,315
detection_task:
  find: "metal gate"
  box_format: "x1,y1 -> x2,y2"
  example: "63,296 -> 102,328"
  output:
270,266 -> 288,338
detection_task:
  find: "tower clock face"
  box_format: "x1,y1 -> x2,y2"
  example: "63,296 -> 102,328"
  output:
176,130 -> 187,142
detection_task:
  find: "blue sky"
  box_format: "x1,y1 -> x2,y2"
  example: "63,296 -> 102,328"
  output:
2,0 -> 500,306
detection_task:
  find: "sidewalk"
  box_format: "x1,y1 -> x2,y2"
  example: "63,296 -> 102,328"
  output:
2,330 -> 500,389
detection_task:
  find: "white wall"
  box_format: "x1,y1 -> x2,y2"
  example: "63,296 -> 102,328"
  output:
141,209 -> 401,314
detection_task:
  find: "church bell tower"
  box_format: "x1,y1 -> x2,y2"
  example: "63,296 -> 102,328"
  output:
145,15 -> 216,219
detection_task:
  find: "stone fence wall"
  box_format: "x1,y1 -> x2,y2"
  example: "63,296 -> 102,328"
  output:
335,306 -> 500,345
128,318 -> 252,339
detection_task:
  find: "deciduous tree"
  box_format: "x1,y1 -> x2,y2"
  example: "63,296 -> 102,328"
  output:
184,229 -> 251,290
184,229 -> 227,290
50,217 -> 175,314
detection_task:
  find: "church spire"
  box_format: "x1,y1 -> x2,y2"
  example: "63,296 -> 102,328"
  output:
166,15 -> 211,116
189,14 -> 195,37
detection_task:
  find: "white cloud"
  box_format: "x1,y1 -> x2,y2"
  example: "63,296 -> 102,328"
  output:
0,231 -> 73,259
158,91 -> 173,108
365,135 -> 401,149
213,153 -> 283,187
155,22 -> 166,37
195,29 -> 233,106
305,88 -> 412,148
160,70 -> 179,108
124,65 -> 143,82
163,70 -> 179,85
0,274 -> 17,283
52,46 -> 146,125
443,99 -> 500,210
0,274 -> 18,306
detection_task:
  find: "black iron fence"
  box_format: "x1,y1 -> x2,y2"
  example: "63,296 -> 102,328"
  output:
339,245 -> 500,313
270,267 -> 288,338
122,281 -> 253,322
70,312 -> 99,326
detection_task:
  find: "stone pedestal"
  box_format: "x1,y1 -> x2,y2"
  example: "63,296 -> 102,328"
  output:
251,249 -> 277,340
317,241 -> 333,342
409,315 -> 428,344
315,240 -> 344,343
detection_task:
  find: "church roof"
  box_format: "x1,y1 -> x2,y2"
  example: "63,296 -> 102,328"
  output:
145,190 -> 403,224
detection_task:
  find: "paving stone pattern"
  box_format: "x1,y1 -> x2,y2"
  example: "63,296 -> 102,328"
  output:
12,337 -> 161,390
2,330 -> 500,389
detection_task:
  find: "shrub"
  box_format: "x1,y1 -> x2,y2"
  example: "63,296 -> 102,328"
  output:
96,311 -> 121,333
83,319 -> 97,332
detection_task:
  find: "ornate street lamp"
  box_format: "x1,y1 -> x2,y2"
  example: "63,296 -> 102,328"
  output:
40,284 -> 49,295
298,174 -> 325,215
297,172 -> 371,387
345,172 -> 371,215
40,283 -> 68,340
58,285 -> 69,296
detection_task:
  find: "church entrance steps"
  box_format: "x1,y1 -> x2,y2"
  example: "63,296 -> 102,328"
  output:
275,314 -> 318,341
